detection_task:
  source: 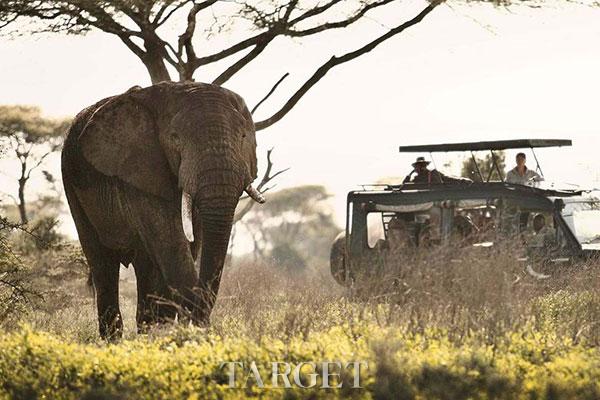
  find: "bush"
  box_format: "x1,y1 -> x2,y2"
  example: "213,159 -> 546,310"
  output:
0,216 -> 36,325
1,324 -> 600,399
2,237 -> 599,399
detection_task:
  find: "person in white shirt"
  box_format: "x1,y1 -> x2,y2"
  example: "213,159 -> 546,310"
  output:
506,152 -> 544,185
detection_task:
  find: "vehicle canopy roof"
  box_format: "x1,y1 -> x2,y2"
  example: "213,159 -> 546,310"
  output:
399,139 -> 571,153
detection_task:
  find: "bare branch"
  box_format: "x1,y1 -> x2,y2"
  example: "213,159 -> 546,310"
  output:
25,150 -> 53,180
212,34 -> 275,85
254,1 -> 442,130
153,0 -> 189,27
161,39 -> 181,69
234,148 -> 289,222
73,3 -> 142,37
116,33 -> 146,59
0,13 -> 18,30
175,1 -> 219,79
178,1 -> 218,58
288,0 -> 344,24
283,0 -> 300,21
208,0 -> 301,85
194,31 -> 269,67
288,0 -> 395,37
251,72 -> 290,115
178,3 -> 200,61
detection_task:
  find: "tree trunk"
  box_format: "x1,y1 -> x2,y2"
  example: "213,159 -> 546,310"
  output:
178,66 -> 195,83
17,177 -> 27,224
141,40 -> 173,84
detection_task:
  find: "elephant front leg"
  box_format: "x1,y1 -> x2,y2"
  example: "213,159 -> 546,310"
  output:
121,187 -> 200,322
133,250 -> 176,332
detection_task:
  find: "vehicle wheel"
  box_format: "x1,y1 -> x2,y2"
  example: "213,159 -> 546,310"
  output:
330,232 -> 350,286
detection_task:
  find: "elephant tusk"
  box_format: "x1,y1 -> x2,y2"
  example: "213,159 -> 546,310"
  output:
181,191 -> 195,242
245,185 -> 266,204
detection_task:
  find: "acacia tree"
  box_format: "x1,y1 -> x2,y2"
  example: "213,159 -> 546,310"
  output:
0,106 -> 69,224
239,184 -> 339,268
1,0 -> 445,130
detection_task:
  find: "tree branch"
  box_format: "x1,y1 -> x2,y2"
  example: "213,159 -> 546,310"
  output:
254,1 -> 442,130
288,0 -> 395,37
288,0 -> 344,24
25,150 -> 52,180
176,1 -> 219,80
234,148 -> 289,222
116,33 -> 146,59
251,72 -> 290,115
154,0 -> 189,27
194,31 -> 269,67
212,35 -> 274,85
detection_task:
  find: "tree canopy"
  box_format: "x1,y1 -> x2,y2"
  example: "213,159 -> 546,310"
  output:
0,106 -> 68,141
0,105 -> 70,223
0,0 -> 444,130
1,1 -> 596,132
239,184 -> 340,270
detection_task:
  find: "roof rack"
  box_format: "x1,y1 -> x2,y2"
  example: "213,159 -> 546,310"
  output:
399,139 -> 571,153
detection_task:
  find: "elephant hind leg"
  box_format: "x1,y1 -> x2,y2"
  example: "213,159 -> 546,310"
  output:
64,183 -> 123,340
90,256 -> 122,340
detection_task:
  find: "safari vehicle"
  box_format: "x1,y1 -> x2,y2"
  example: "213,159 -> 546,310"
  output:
330,139 -> 600,286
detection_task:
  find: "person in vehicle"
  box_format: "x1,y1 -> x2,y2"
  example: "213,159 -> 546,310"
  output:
374,216 -> 414,255
528,214 -> 557,250
387,217 -> 414,251
403,157 -> 468,184
506,153 -> 544,185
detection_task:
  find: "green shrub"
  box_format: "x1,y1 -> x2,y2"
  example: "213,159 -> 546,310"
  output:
1,325 -> 600,399
0,216 -> 36,325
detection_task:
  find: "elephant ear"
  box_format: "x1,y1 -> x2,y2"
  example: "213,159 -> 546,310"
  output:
78,95 -> 176,200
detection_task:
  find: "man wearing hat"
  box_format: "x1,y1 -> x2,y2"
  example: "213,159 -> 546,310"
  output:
403,156 -> 460,184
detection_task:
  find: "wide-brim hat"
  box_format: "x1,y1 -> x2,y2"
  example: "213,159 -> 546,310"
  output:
412,156 -> 431,168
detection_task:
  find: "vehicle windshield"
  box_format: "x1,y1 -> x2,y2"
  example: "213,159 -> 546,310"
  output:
561,197 -> 600,249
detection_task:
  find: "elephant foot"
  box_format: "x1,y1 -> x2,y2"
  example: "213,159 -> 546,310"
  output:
191,305 -> 212,328
99,312 -> 123,342
136,296 -> 181,333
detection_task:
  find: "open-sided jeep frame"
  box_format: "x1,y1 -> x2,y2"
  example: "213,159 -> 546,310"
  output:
331,139 -> 600,286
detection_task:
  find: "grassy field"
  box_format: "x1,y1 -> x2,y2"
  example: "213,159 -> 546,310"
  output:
1,244 -> 600,399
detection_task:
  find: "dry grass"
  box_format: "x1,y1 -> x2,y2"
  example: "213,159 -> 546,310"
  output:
211,244 -> 600,346
2,243 -> 600,398
7,240 -> 600,347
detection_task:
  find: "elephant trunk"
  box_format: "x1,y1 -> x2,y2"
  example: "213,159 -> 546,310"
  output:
179,146 -> 258,322
181,182 -> 263,243
193,183 -> 239,323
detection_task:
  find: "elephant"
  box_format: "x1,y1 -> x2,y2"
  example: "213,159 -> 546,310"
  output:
61,82 -> 265,339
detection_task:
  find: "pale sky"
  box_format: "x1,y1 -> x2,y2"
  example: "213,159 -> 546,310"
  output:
1,1 -> 599,239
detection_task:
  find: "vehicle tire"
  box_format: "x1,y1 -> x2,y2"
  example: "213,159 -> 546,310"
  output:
330,232 -> 349,286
